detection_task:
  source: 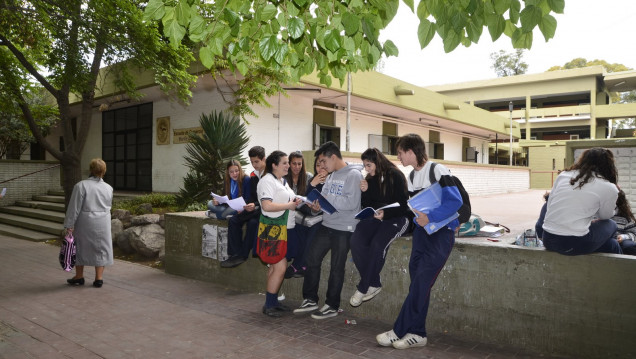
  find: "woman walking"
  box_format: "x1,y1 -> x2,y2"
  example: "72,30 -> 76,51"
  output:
64,159 -> 114,288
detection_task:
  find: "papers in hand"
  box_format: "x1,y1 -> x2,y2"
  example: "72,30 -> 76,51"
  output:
306,189 -> 337,214
0,188 -> 5,197
355,202 -> 400,220
210,192 -> 247,212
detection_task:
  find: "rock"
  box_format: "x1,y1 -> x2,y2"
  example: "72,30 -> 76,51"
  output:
158,214 -> 165,229
136,203 -> 153,214
111,219 -> 123,243
111,209 -> 131,220
129,224 -> 165,258
131,214 -> 161,226
158,246 -> 165,261
116,229 -> 136,254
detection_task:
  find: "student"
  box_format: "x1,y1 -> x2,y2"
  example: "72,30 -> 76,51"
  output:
376,134 -> 462,349
283,151 -> 312,277
257,151 -> 302,317
541,147 -> 621,255
221,146 -> 265,268
349,148 -> 409,307
293,141 -> 362,319
207,159 -> 251,219
613,189 -> 636,255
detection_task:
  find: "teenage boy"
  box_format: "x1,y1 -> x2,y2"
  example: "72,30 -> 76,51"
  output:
221,146 -> 266,268
293,141 -> 362,319
376,133 -> 462,349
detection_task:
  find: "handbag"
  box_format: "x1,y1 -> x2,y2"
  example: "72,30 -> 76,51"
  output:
294,211 -> 323,227
59,232 -> 77,272
256,211 -> 289,264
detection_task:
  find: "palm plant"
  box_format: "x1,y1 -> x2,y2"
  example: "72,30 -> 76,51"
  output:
176,111 -> 249,208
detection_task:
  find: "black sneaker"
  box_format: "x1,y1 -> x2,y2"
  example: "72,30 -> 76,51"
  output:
220,256 -> 245,268
293,299 -> 318,314
311,305 -> 338,319
293,266 -> 306,278
284,265 -> 298,279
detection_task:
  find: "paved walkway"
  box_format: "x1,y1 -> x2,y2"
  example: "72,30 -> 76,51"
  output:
0,190 -> 553,359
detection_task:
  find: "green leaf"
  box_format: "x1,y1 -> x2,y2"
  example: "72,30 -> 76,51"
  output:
273,43 -> 289,65
547,0 -> 565,13
343,36 -> 355,52
261,4 -> 277,22
493,0 -> 511,15
164,18 -> 186,48
520,5 -> 542,32
235,61 -> 248,76
402,0 -> 414,12
361,16 -> 377,43
503,20 -> 517,37
175,1 -> 191,27
223,8 -> 239,26
466,19 -> 483,43
342,12 -> 359,36
512,28 -> 533,48
208,37 -> 224,56
443,30 -> 461,53
293,0 -> 307,8
288,17 -> 305,39
509,0 -> 521,23
144,0 -> 165,21
487,14 -> 505,41
383,40 -> 399,57
538,14 -> 557,41
259,35 -> 278,61
349,0 -> 363,9
189,13 -> 206,40
417,19 -> 436,49
368,0 -> 386,11
199,46 -> 215,69
324,29 -> 342,53
416,0 -> 430,19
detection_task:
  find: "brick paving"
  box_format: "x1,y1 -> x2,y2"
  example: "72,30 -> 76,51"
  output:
0,231 -> 554,359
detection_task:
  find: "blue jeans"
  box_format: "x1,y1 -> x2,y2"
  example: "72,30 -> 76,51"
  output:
301,225 -> 352,309
543,219 -> 622,255
207,201 -> 237,219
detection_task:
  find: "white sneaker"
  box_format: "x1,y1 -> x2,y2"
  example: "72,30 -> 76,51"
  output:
392,333 -> 427,349
349,290 -> 365,307
362,286 -> 382,302
376,330 -> 400,347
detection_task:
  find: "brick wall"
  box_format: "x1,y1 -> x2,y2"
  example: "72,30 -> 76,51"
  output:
0,160 -> 62,206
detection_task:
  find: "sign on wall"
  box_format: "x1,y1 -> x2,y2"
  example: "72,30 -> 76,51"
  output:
173,127 -> 204,144
156,116 -> 170,145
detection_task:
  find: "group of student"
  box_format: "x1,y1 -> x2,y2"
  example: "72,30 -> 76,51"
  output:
208,134 -> 463,350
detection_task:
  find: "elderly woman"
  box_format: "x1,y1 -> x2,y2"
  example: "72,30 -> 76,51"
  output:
64,158 -> 114,288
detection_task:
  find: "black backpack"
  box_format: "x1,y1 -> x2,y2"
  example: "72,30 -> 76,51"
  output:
409,162 -> 471,224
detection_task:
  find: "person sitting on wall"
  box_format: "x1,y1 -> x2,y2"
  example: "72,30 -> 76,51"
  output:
207,159 -> 251,220
221,146 -> 266,268
612,189 -> 636,255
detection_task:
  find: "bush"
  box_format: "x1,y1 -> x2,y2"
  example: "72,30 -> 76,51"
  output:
112,193 -> 178,215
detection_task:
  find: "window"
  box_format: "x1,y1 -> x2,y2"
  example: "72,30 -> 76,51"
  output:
368,134 -> 398,155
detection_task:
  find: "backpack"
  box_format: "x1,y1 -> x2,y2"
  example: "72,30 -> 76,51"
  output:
410,162 -> 471,224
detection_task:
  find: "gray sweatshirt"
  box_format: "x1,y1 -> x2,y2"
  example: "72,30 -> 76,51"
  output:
321,164 -> 363,232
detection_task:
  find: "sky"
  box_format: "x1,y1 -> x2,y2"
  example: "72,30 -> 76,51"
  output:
379,0 -> 636,87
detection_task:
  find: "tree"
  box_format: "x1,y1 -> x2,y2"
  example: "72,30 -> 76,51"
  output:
548,57 -> 636,129
147,0 -> 564,88
0,0 -> 196,205
490,49 -> 529,77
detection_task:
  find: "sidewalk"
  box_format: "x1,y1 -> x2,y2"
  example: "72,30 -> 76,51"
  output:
0,191 -> 552,359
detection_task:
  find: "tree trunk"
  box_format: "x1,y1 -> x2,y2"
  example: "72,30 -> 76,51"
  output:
61,151 -> 82,209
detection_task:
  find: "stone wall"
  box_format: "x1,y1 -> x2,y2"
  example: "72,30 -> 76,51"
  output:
164,212 -> 635,359
0,160 -> 62,206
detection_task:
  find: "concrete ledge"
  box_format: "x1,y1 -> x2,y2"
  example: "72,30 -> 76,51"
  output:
165,211 -> 636,359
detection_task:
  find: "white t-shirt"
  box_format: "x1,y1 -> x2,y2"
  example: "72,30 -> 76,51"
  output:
408,161 -> 451,192
542,170 -> 618,237
257,173 -> 296,228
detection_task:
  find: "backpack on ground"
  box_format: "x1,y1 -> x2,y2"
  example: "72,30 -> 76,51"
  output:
409,162 -> 471,224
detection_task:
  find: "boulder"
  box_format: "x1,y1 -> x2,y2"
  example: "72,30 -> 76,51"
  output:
111,219 -> 124,243
158,246 -> 165,261
128,224 -> 165,258
116,229 -> 136,254
158,214 -> 165,229
111,209 -> 131,220
136,203 -> 153,214
131,214 -> 161,226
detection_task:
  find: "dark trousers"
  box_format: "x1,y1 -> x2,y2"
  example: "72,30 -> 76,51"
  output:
227,209 -> 260,259
543,219 -> 622,255
535,202 -> 548,239
287,222 -> 321,267
350,217 -> 409,293
393,226 -> 455,338
302,225 -> 352,309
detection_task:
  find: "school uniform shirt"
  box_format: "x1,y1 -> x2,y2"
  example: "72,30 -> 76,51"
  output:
257,173 -> 296,229
542,170 -> 618,237
407,161 -> 462,230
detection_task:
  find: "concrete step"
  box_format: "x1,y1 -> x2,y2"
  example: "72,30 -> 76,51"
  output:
15,200 -> 66,213
0,213 -> 64,235
0,206 -> 65,223
0,223 -> 58,242
48,189 -> 65,197
32,195 -> 65,204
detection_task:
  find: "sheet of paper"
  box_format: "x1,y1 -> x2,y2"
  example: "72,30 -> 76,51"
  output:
210,192 -> 229,204
226,197 -> 247,212
0,188 -> 6,197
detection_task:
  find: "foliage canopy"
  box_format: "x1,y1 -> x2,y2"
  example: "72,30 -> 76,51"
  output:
490,49 -> 529,77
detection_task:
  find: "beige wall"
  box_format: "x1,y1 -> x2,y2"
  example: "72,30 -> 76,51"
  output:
528,145 -> 566,189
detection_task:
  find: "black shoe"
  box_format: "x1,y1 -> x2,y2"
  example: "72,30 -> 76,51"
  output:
273,304 -> 291,312
262,306 -> 283,317
293,266 -> 306,278
284,265 -> 297,279
220,256 -> 246,268
93,280 -> 103,288
67,277 -> 84,286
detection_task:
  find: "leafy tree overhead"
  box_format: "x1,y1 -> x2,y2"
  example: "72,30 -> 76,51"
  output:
490,49 -> 529,77
0,0 -> 196,205
147,0 -> 565,88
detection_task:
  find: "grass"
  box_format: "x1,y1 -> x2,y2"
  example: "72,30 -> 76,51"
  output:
112,193 -> 179,215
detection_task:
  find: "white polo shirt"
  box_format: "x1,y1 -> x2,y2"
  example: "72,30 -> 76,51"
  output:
257,173 -> 296,228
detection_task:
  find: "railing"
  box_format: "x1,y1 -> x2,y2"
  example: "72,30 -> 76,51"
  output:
0,164 -> 61,184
